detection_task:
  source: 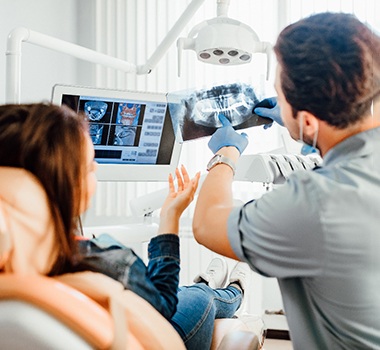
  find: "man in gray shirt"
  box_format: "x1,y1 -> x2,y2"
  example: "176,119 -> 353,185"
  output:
193,12 -> 380,350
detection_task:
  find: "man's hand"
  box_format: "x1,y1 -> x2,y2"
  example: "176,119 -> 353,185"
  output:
254,97 -> 283,128
208,114 -> 249,154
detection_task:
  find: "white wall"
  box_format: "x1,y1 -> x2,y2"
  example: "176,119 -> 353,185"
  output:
0,0 -> 96,104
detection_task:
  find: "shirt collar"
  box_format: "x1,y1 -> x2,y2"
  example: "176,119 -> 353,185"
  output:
322,126 -> 380,166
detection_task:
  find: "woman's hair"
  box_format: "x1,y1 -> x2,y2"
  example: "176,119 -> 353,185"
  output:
274,12 -> 380,128
0,103 -> 88,275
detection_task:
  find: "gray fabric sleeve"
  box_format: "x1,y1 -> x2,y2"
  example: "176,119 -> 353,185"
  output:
227,171 -> 324,278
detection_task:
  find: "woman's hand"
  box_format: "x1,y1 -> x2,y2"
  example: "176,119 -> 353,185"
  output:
158,165 -> 200,235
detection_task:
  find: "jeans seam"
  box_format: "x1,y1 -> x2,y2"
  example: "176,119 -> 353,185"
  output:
213,295 -> 242,304
149,255 -> 180,262
183,296 -> 214,344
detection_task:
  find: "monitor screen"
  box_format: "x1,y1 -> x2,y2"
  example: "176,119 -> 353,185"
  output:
51,84 -> 181,181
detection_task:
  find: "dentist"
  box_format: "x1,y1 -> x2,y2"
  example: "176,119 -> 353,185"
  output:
193,12 -> 380,350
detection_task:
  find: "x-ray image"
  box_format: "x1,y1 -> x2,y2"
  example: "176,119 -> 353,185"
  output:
114,125 -> 136,146
167,83 -> 272,142
89,124 -> 104,145
116,103 -> 140,126
84,101 -> 108,121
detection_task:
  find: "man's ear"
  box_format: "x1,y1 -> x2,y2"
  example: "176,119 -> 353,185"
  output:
298,111 -> 319,137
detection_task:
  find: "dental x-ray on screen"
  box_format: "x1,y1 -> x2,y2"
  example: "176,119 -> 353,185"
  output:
51,85 -> 181,182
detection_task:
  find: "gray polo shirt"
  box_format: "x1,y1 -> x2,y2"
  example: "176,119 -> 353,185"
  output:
228,127 -> 380,350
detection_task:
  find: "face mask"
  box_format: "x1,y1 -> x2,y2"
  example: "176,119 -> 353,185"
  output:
298,114 -> 320,156
300,144 -> 318,155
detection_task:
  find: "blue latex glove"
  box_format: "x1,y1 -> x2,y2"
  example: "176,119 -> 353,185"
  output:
208,114 -> 248,154
254,97 -> 283,128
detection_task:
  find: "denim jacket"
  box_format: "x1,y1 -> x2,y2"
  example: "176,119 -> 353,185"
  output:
73,233 -> 180,320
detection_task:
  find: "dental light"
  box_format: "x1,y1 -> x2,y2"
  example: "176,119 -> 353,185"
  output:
177,0 -> 271,78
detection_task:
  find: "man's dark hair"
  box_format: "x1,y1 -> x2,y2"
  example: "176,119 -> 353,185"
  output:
274,12 -> 380,128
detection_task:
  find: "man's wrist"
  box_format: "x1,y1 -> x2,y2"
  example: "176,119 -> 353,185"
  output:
207,153 -> 237,175
216,146 -> 240,162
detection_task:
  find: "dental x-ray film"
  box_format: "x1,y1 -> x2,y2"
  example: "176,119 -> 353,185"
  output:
167,83 -> 272,142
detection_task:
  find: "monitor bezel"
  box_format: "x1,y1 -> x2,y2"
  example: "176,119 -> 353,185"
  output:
51,84 -> 182,182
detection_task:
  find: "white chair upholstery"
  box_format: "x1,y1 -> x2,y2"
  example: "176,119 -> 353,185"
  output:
0,301 -> 93,350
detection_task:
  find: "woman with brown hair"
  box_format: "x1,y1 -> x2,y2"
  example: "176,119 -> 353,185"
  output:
0,103 -> 251,350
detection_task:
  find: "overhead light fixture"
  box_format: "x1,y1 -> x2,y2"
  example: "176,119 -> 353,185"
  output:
177,0 -> 271,77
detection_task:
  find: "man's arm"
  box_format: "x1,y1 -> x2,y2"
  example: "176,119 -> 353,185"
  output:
193,146 -> 240,259
192,113 -> 250,259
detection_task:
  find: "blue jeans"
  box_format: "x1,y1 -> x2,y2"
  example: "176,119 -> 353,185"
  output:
171,284 -> 242,350
73,233 -> 242,348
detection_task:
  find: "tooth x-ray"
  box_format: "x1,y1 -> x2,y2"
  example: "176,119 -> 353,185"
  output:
168,83 -> 272,142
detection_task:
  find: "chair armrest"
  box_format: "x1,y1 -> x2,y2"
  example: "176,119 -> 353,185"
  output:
217,330 -> 260,350
211,315 -> 265,350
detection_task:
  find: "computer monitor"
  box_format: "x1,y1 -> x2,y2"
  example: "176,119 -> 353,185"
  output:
51,84 -> 182,181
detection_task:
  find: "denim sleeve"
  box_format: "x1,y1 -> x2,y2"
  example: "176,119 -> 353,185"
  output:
74,234 -> 180,320
146,234 -> 180,319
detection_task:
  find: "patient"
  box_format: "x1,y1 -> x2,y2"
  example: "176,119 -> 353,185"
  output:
0,103 -> 251,350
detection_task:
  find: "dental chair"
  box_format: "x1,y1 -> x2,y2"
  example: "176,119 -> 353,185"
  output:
0,272 -> 262,350
0,166 -> 264,350
0,272 -> 184,349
